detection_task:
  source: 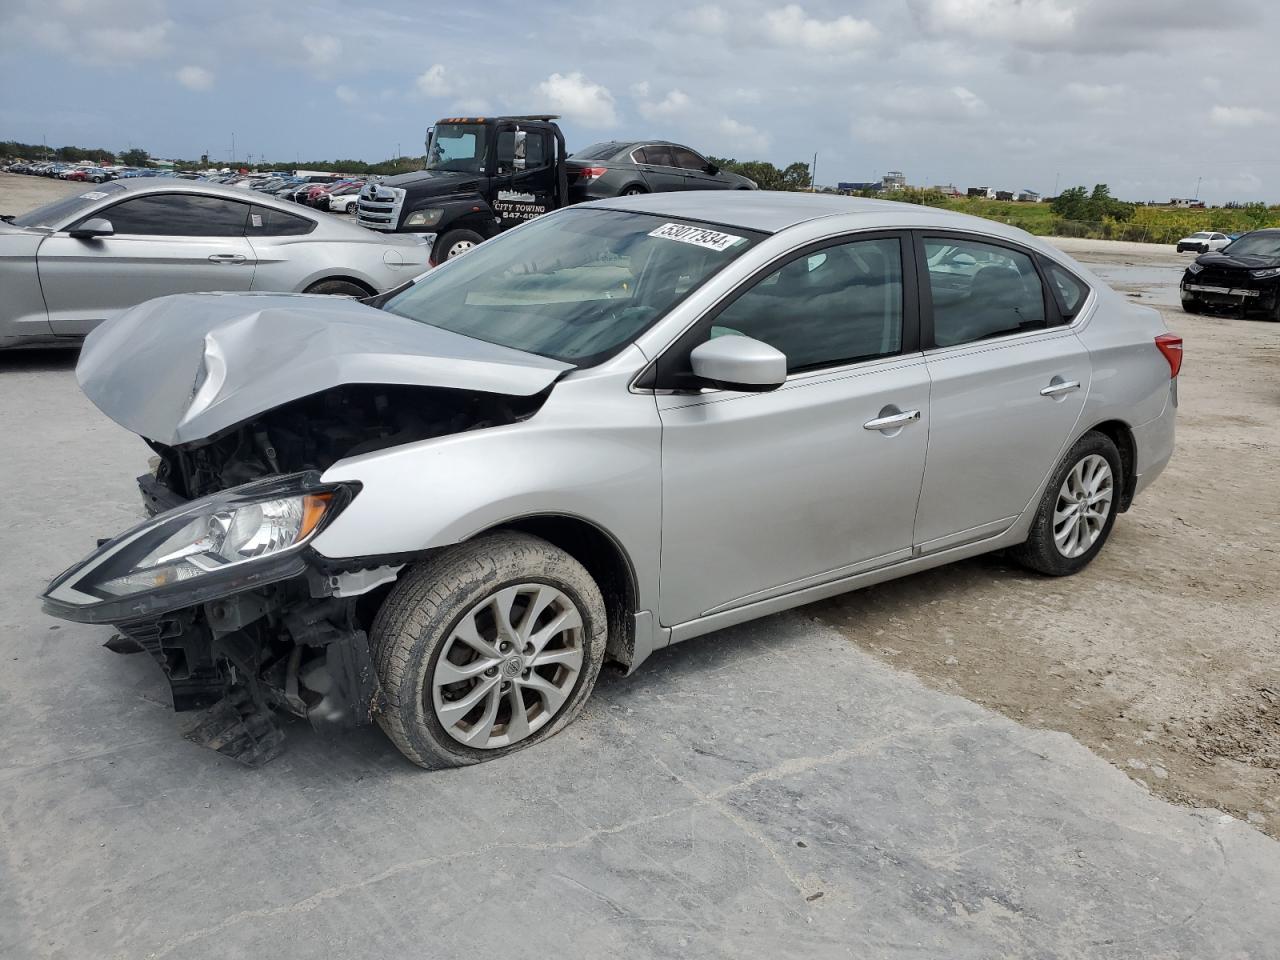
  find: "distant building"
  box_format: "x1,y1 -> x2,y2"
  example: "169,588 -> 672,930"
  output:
1169,198 -> 1206,209
881,170 -> 907,191
931,184 -> 964,197
837,181 -> 882,193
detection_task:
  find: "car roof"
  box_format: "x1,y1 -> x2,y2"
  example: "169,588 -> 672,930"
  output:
104,176 -> 321,215
586,190 -> 1039,238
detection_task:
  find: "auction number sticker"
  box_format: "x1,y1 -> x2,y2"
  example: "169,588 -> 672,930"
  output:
79,191 -> 108,200
649,222 -> 745,251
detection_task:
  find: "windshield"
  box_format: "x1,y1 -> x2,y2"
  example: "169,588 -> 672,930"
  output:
1222,232 -> 1280,258
384,208 -> 763,365
10,182 -> 125,228
426,123 -> 488,173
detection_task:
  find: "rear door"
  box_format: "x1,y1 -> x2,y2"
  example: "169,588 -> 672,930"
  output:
911,232 -> 1091,553
38,193 -> 256,336
634,145 -> 687,193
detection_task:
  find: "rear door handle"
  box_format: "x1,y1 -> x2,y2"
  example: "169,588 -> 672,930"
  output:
208,253 -> 247,264
863,409 -> 921,431
1040,379 -> 1081,398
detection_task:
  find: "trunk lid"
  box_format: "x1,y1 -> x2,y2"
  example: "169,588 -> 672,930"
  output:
77,292 -> 571,445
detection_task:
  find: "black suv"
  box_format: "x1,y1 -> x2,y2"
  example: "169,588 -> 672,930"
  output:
1181,229 -> 1280,320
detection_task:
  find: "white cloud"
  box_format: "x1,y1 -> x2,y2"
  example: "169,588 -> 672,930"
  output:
681,5 -> 729,33
1209,105 -> 1274,128
637,88 -> 691,120
764,4 -> 879,51
910,0 -> 1077,45
335,85 -> 358,104
951,85 -> 987,115
300,34 -> 340,67
718,116 -> 769,152
1065,82 -> 1123,104
416,64 -> 451,97
175,65 -> 213,91
537,72 -> 618,128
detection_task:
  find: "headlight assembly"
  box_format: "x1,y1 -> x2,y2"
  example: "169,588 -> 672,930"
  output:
43,473 -> 356,623
404,208 -> 444,228
1186,263 -> 1204,275
1250,267 -> 1280,279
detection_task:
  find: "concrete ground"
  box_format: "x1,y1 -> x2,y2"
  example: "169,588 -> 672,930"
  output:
1,177 -> 1278,958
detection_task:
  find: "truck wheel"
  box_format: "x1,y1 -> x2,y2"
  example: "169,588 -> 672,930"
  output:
303,279 -> 370,298
370,532 -> 608,769
435,229 -> 484,261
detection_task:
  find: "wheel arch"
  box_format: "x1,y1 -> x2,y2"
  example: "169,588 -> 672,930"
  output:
1083,418 -> 1137,511
302,275 -> 377,296
470,514 -> 640,670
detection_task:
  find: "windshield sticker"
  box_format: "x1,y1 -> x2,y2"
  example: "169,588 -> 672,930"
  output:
497,190 -> 536,202
649,223 -> 745,252
79,191 -> 108,200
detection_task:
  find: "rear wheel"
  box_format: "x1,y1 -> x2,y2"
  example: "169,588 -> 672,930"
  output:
370,532 -> 608,769
621,185 -> 647,196
303,279 -> 370,298
1011,431 -> 1122,576
435,228 -> 485,261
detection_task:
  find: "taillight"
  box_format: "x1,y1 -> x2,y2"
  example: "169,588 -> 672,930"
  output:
1155,333 -> 1183,378
578,166 -> 608,181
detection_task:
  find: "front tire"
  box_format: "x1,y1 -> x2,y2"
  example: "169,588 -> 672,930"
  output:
370,532 -> 608,769
1011,431 -> 1122,576
434,228 -> 485,261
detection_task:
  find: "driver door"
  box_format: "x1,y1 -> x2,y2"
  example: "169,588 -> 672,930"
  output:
38,192 -> 256,336
493,127 -> 556,228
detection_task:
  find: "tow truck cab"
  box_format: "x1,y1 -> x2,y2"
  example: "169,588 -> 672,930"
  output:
356,115 -> 569,263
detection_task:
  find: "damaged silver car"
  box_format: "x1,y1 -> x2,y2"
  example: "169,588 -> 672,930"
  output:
43,193 -> 1180,768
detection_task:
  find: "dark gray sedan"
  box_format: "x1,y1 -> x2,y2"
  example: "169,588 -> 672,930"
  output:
566,140 -> 757,201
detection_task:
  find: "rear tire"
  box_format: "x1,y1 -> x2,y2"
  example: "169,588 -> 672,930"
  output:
435,229 -> 485,261
370,532 -> 608,769
303,279 -> 370,298
1011,431 -> 1122,577
621,185 -> 647,196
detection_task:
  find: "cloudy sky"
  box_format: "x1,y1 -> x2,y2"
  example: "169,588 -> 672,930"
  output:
2,0 -> 1277,203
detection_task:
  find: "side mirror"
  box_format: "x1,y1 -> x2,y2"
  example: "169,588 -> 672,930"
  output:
513,130 -> 527,171
690,335 -> 787,392
69,218 -> 114,240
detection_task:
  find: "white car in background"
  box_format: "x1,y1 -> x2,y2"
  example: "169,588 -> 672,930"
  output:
1176,231 -> 1230,254
327,191 -> 361,214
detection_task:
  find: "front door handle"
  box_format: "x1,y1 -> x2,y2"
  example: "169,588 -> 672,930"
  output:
208,253 -> 247,264
863,409 -> 921,431
1040,379 -> 1081,398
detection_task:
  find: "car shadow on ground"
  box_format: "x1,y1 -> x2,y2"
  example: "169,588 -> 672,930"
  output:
93,552 -> 1018,779
0,345 -> 80,373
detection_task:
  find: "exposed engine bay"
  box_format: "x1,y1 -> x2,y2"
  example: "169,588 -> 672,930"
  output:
98,383 -> 547,765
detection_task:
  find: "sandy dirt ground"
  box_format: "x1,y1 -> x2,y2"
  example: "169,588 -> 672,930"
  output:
3,172 -> 1276,837
816,236 -> 1280,837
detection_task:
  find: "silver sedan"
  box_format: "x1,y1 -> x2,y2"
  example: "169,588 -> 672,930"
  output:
45,192 -> 1180,768
0,179 -> 431,349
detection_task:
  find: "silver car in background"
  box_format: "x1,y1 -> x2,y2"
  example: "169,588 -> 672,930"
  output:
44,193 -> 1180,770
0,179 -> 430,349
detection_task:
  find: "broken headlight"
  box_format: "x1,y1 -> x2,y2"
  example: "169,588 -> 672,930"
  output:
43,473 -> 356,623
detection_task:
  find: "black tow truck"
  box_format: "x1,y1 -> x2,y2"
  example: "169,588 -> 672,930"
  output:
356,115 -> 570,263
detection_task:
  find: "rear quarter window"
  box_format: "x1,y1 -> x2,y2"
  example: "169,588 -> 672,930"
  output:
1041,260 -> 1090,319
248,205 -> 317,236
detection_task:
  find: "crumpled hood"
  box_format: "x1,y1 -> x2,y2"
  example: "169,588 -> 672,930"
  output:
1195,251 -> 1280,270
77,292 -> 571,445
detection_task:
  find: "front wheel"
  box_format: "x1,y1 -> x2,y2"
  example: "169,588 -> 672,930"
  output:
371,532 -> 608,769
1182,298 -> 1202,315
303,279 -> 370,298
434,228 -> 485,261
1011,431 -> 1122,576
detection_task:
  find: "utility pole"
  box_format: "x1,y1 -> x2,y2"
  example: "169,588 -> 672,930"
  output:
1194,176 -> 1202,200
231,132 -> 235,166
1053,172 -> 1060,197
811,152 -> 818,192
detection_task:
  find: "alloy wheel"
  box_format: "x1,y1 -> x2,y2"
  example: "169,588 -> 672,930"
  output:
430,583 -> 585,749
1053,454 -> 1113,558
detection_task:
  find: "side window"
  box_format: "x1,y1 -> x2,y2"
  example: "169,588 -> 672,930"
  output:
630,147 -> 649,164
671,147 -> 707,171
247,205 -> 316,237
1041,259 -> 1089,320
94,194 -> 250,237
496,131 -> 549,173
709,237 -> 904,373
642,145 -> 675,168
924,237 -> 1046,347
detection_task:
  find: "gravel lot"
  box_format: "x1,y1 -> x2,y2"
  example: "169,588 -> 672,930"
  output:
1,173 -> 1277,958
